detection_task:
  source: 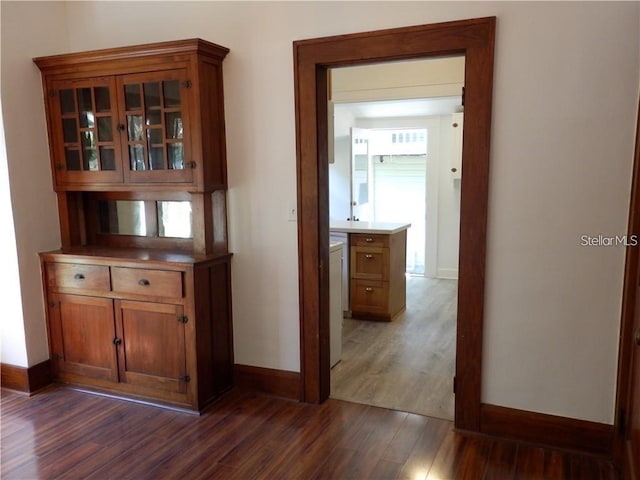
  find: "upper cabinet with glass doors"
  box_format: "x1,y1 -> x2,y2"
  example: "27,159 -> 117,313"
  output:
34,39 -> 229,192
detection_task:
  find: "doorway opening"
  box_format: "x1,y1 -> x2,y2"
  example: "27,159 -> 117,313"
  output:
328,81 -> 463,419
293,17 -> 495,432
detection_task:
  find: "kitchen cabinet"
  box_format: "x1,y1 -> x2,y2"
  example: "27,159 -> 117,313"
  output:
35,39 -> 233,412
47,292 -> 118,382
349,230 -> 407,321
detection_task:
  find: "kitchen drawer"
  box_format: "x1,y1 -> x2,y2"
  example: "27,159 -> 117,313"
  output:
46,263 -> 111,292
350,233 -> 389,248
350,279 -> 389,314
111,267 -> 183,299
350,246 -> 389,281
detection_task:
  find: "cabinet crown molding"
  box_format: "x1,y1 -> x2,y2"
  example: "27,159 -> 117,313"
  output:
34,38 -> 229,72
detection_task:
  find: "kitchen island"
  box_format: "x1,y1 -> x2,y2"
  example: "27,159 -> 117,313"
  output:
330,221 -> 410,321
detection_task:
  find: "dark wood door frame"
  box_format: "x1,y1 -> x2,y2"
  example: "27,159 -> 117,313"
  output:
613,94 -> 640,472
293,17 -> 496,431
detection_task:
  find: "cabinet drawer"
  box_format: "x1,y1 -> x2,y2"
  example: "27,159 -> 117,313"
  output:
46,263 -> 111,292
350,279 -> 389,312
350,233 -> 389,248
351,247 -> 389,280
111,267 -> 183,299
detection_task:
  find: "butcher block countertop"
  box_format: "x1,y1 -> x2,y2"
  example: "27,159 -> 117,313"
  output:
329,221 -> 411,235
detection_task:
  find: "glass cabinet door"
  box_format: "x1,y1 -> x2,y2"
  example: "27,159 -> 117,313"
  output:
51,77 -> 123,184
117,70 -> 193,184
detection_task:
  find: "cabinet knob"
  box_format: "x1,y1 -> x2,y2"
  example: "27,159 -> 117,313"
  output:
453,122 -> 459,128
113,337 -> 122,346
74,273 -> 85,280
117,124 -> 125,132
365,254 -> 373,259
365,287 -> 373,292
138,279 -> 150,286
365,237 -> 373,243
55,164 -> 65,171
451,167 -> 458,173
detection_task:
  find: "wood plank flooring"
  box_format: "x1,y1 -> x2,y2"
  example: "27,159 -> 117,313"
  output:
1,385 -> 618,479
332,276 -> 457,420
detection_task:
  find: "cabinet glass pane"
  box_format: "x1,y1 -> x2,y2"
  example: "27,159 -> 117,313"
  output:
127,115 -> 143,141
77,88 -> 92,114
65,148 -> 81,171
60,89 -> 75,114
83,149 -> 98,171
165,112 -> 183,139
146,110 -> 161,126
168,143 -> 184,170
100,147 -> 116,170
80,112 -> 95,129
143,82 -> 161,107
124,84 -> 141,110
81,131 -> 95,149
62,118 -> 78,143
147,128 -> 162,145
94,87 -> 111,113
129,145 -> 145,170
97,117 -> 113,142
149,147 -> 164,170
163,80 -> 180,107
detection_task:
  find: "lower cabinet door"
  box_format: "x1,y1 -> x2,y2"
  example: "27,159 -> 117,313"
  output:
48,293 -> 118,382
114,300 -> 188,395
350,279 -> 390,317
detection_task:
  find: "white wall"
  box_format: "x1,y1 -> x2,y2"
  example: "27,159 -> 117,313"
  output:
1,1 -> 638,425
0,1 -> 69,367
0,99 -> 27,367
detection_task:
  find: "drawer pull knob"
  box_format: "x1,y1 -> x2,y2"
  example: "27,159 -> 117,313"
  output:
365,237 -> 374,242
365,254 -> 373,259
138,279 -> 150,286
365,287 -> 373,292
74,273 -> 85,280
113,337 -> 122,346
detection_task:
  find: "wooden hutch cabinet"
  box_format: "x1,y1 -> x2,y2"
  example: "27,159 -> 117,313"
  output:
34,39 -> 233,412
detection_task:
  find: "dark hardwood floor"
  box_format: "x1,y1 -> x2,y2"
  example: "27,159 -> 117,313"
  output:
1,385 -> 618,479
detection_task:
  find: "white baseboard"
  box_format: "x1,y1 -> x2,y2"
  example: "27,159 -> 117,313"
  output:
437,268 -> 458,280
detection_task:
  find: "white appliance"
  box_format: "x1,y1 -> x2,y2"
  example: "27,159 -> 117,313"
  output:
329,241 -> 344,367
329,232 -> 349,313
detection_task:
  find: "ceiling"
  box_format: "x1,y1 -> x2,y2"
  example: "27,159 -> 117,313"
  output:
334,96 -> 462,119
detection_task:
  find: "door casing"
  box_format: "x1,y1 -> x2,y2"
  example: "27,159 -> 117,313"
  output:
614,93 -> 640,474
293,17 -> 496,431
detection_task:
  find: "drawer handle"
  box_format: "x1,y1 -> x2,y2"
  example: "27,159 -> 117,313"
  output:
74,273 -> 85,280
365,254 -> 374,259
138,279 -> 150,286
365,287 -> 373,292
365,237 -> 374,242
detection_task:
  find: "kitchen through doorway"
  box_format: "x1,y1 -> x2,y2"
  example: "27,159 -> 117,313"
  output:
327,57 -> 464,420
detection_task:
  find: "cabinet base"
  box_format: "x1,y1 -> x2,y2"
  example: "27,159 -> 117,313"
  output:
68,385 -> 201,415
